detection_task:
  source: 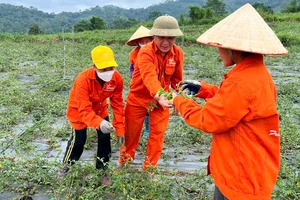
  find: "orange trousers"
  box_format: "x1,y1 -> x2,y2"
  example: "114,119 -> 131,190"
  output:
119,103 -> 170,170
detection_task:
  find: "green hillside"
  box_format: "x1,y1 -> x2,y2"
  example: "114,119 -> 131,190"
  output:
225,0 -> 289,12
0,0 -> 291,34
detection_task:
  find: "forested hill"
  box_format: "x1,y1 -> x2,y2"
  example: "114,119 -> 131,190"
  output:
0,0 -> 290,34
225,0 -> 289,12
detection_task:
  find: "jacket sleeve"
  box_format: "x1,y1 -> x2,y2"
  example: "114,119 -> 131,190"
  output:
170,49 -> 184,91
196,81 -> 219,100
110,77 -> 125,136
174,80 -> 250,133
138,51 -> 162,97
75,79 -> 103,129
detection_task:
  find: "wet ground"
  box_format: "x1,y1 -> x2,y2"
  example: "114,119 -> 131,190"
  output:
1,72 -> 210,199
2,126 -> 209,171
1,116 -> 209,200
1,62 -> 299,199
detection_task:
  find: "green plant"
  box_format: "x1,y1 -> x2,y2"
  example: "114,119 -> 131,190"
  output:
0,23 -> 299,199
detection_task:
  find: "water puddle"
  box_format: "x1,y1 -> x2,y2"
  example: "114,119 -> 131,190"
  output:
3,115 -> 209,171
18,61 -> 41,68
0,72 -> 8,79
16,74 -> 40,83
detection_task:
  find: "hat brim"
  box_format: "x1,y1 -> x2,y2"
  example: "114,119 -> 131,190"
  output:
126,25 -> 152,46
126,36 -> 153,46
95,60 -> 118,69
149,28 -> 183,37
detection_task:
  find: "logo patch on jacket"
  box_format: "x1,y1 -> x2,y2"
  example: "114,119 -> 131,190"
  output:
269,130 -> 280,137
167,58 -> 176,66
105,83 -> 116,91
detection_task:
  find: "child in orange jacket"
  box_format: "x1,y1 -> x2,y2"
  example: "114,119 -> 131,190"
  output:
168,4 -> 287,200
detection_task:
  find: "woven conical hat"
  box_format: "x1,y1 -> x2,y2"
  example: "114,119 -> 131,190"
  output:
196,3 -> 288,56
126,25 -> 152,46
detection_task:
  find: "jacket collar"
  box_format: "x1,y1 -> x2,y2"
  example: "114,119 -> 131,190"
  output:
225,54 -> 264,78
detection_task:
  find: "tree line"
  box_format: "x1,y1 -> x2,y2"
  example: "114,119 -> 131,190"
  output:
31,0 -> 298,35
0,0 -> 296,35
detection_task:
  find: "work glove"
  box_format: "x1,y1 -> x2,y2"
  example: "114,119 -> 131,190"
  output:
154,92 -> 173,108
117,136 -> 125,147
100,120 -> 115,134
179,80 -> 202,95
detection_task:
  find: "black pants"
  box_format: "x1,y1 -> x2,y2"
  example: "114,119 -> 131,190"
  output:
63,117 -> 111,170
213,186 -> 229,200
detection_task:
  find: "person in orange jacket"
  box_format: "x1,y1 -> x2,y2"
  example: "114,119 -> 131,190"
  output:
58,45 -> 125,185
168,4 -> 288,200
119,15 -> 184,171
126,25 -> 153,139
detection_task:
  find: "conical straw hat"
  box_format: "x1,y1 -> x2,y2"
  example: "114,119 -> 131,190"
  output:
127,25 -> 152,46
196,3 -> 288,56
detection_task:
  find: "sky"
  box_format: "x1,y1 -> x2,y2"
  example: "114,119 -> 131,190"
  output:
0,0 -> 165,14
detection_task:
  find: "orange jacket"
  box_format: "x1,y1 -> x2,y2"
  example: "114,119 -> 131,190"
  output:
129,47 -> 139,65
174,54 -> 280,200
127,41 -> 184,108
66,67 -> 125,136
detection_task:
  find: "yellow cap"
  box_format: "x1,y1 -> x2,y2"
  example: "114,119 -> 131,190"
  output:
91,45 -> 118,69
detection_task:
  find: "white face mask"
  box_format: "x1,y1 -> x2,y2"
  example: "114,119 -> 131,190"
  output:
139,43 -> 146,48
96,70 -> 115,82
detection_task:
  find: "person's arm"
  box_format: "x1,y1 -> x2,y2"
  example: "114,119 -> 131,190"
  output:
196,81 -> 219,100
170,49 -> 184,91
110,76 -> 125,136
137,48 -> 172,108
74,79 -> 103,129
174,80 -> 249,133
138,51 -> 162,97
179,79 -> 218,100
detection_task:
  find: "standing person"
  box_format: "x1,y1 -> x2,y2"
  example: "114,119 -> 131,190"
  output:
126,25 -> 153,139
58,45 -> 125,185
169,4 -> 288,200
119,15 -> 184,171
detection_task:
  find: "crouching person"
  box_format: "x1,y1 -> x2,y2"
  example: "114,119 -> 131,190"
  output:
58,45 -> 125,185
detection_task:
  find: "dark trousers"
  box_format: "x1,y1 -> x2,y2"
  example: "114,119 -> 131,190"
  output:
63,117 -> 111,170
213,186 -> 229,200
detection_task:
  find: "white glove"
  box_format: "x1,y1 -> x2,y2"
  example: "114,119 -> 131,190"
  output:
100,120 -> 115,134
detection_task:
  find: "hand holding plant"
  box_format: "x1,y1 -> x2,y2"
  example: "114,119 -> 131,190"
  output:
155,88 -> 173,108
